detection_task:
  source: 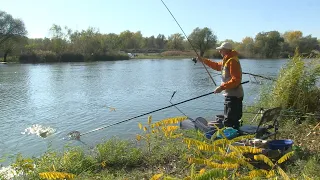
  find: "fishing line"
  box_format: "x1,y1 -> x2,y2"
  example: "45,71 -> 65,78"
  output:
160,0 -> 217,86
169,91 -> 189,117
242,72 -> 275,81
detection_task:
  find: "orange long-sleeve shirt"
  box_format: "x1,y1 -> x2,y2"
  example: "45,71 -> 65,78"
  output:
202,50 -> 242,90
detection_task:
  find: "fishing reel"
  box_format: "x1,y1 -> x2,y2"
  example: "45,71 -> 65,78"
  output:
191,57 -> 197,64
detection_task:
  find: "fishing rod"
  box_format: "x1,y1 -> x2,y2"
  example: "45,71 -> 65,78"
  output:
67,81 -> 249,140
160,0 -> 217,86
160,1 -> 275,84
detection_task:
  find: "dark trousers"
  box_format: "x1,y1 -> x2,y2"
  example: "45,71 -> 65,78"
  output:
223,96 -> 243,129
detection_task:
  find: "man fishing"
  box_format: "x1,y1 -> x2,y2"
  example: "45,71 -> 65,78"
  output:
196,42 -> 244,129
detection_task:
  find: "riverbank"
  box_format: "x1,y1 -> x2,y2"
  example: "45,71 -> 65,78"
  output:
0,52 -> 130,64
0,115 -> 319,180
131,54 -> 193,59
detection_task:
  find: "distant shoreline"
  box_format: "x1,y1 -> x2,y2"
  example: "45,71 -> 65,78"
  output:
0,54 -> 292,64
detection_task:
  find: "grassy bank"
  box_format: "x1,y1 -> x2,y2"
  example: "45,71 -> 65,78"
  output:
1,116 -> 319,180
133,54 -> 192,59
1,54 -> 320,180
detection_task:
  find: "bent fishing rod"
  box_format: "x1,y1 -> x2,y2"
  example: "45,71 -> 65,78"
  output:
67,81 -> 249,140
159,1 -> 275,84
160,0 -> 217,86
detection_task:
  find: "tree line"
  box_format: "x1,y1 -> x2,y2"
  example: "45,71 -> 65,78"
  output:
1,10 -> 319,63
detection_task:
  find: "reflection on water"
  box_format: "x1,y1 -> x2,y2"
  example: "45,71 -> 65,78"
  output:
0,59 -> 287,165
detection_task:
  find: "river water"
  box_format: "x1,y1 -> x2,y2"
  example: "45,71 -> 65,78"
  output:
0,58 -> 287,164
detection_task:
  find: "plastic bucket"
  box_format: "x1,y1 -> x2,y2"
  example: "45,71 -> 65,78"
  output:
268,139 -> 293,151
217,128 -> 239,140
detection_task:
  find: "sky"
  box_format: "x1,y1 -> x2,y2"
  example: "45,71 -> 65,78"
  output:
1,0 -> 320,42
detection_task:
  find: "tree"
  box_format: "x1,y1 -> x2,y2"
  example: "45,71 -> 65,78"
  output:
132,31 -> 144,49
78,28 -> 100,55
282,31 -> 303,55
1,36 -> 27,61
167,33 -> 185,50
26,38 -> 52,52
155,34 -> 166,49
298,35 -> 319,55
282,31 -> 318,56
188,27 -> 217,56
265,31 -> 284,58
104,33 -> 120,51
0,11 -> 27,45
237,37 -> 255,58
0,10 -> 27,61
254,31 -> 283,58
49,24 -> 69,55
283,31 -> 302,45
144,35 -> 156,49
118,30 -> 144,50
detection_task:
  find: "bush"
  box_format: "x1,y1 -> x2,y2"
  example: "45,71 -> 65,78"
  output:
96,138 -> 143,168
19,51 -> 57,63
18,52 -> 128,63
60,53 -> 84,62
34,147 -> 96,175
19,53 -> 40,63
35,50 -> 57,63
258,51 -> 320,115
89,53 -> 129,61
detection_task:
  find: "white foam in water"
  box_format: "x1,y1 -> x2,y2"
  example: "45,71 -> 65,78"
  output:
21,124 -> 56,138
0,165 -> 22,179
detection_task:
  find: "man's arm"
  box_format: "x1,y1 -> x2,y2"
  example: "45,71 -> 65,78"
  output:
200,57 -> 222,71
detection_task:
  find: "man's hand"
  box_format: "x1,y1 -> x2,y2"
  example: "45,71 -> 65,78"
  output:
192,56 -> 203,63
214,86 -> 224,93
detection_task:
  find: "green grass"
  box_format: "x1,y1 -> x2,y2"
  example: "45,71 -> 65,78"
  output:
1,122 -> 319,180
